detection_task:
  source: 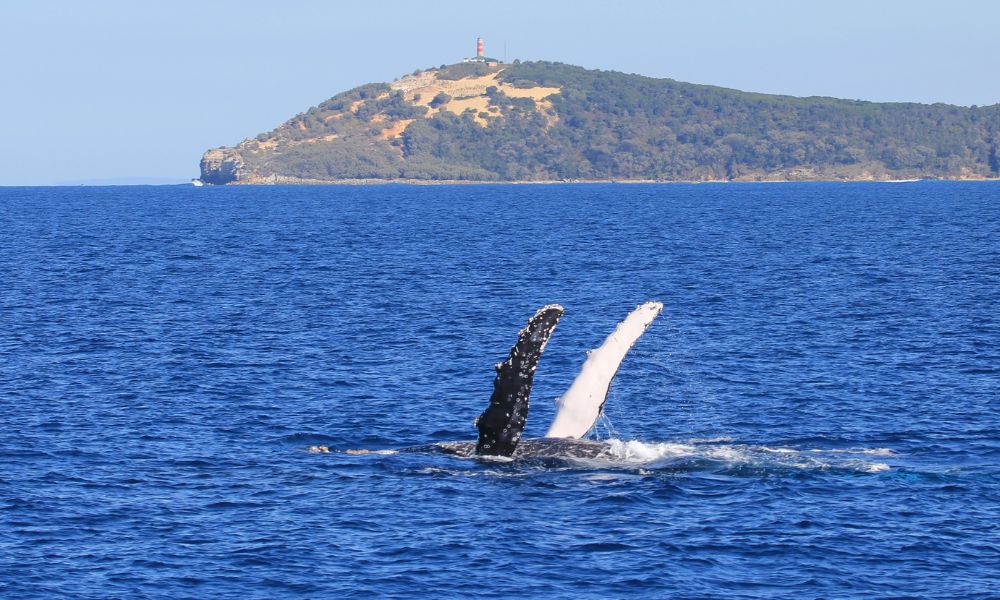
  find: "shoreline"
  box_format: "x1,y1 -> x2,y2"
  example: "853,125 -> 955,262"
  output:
8,176 -> 999,188
209,175 -> 999,186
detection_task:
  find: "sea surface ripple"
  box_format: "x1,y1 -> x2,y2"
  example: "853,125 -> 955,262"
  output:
1,182 -> 998,598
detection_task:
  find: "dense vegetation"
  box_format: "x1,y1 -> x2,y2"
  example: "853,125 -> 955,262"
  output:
494,62 -> 1000,180
213,61 -> 1000,182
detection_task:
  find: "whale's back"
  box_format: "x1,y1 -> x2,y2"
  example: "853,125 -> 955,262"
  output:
428,437 -> 613,460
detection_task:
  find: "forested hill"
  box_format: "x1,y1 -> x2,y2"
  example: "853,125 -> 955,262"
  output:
200,61 -> 1000,184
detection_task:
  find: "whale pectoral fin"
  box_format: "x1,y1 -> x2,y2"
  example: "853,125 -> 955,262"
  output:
475,304 -> 564,457
545,301 -> 663,439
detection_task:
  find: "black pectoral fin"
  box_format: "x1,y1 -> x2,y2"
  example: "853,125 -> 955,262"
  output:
475,304 -> 564,457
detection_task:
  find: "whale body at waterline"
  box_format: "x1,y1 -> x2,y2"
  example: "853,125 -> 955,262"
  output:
423,437 -> 617,460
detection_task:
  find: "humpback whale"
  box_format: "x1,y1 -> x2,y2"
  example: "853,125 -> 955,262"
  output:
329,302 -> 662,459
428,301 -> 663,459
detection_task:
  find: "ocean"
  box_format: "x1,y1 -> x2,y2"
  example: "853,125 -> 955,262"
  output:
1,182 -> 997,598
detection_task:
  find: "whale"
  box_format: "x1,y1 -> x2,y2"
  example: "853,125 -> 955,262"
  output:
418,301 -> 662,459
328,306 -> 898,474
329,301 -> 662,459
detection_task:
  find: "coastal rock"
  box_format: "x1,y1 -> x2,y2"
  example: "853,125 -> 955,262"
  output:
199,147 -> 245,185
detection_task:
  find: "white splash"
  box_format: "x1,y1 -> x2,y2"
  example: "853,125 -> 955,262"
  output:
594,438 -> 894,474
859,462 -> 891,473
606,439 -> 696,462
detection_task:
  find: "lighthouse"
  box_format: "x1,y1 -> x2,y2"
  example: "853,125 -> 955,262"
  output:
463,37 -> 500,65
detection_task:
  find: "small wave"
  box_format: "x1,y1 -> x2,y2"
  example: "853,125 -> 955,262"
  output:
813,447 -> 896,456
760,446 -> 799,454
683,436 -> 736,444
410,466 -> 518,478
833,459 -> 891,473
278,433 -> 338,445
573,541 -> 637,552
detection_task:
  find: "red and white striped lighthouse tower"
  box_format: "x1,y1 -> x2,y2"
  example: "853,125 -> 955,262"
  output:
476,37 -> 484,58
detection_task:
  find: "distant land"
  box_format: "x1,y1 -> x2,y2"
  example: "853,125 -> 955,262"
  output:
200,61 -> 1000,185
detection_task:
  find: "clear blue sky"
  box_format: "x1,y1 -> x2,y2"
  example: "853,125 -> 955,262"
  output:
2,0 -> 998,185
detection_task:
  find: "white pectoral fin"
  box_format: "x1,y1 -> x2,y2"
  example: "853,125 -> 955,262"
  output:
545,301 -> 663,439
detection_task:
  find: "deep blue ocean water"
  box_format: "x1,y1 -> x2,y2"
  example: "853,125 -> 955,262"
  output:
1,182 -> 998,598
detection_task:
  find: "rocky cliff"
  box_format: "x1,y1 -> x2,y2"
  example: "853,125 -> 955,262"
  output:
199,148 -> 244,185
